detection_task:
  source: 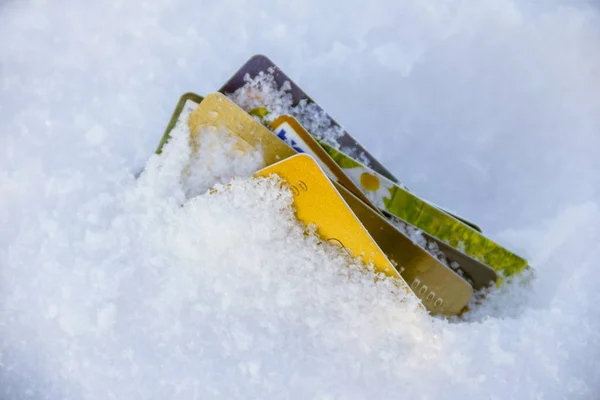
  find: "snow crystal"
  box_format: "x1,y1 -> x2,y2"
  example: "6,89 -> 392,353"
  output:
1,0 -> 599,399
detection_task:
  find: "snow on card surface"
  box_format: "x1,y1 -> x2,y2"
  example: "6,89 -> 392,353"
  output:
228,71 -> 346,149
1,0 -> 599,399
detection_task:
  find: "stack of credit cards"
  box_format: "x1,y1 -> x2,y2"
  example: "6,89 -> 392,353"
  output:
153,55 -> 529,317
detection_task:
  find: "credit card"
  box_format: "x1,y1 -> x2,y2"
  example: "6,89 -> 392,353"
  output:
218,54 -> 399,183
321,143 -> 527,282
188,93 -> 296,165
254,154 -> 414,297
333,181 -> 473,315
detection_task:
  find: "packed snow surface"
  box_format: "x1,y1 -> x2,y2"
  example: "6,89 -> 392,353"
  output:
1,0 -> 599,399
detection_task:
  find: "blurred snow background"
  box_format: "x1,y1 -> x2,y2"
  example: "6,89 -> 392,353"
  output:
1,0 -> 599,398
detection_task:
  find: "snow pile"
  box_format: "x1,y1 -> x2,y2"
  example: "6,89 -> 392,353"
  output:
2,119 -> 425,398
1,0 -> 599,399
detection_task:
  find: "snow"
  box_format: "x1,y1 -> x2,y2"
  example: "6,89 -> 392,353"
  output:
1,0 -> 599,399
228,71 -> 347,153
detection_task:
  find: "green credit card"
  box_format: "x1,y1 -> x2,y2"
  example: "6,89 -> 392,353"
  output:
321,142 -> 528,280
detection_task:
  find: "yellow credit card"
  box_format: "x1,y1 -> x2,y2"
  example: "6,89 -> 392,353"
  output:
254,154 -> 413,293
188,93 -> 296,165
270,115 -> 379,211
